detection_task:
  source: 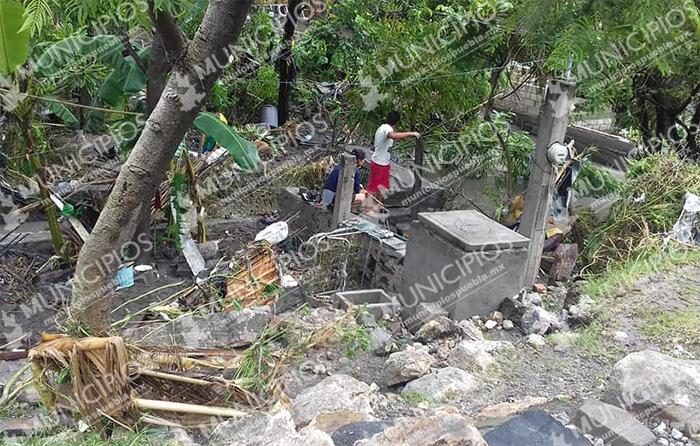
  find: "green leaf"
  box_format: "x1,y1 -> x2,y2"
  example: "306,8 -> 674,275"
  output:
34,35 -> 124,78
98,47 -> 150,106
45,101 -> 78,126
0,0 -> 30,74
20,0 -> 52,36
193,112 -> 261,171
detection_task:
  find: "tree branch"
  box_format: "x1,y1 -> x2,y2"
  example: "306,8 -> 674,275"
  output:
122,35 -> 148,74
148,1 -> 187,60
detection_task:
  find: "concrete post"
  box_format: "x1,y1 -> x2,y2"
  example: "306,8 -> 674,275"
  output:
519,79 -> 575,287
331,152 -> 356,228
411,136 -> 425,219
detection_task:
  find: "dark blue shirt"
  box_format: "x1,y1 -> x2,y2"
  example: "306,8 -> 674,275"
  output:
323,165 -> 362,194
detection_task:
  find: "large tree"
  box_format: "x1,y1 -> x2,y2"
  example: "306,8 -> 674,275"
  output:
70,0 -> 255,333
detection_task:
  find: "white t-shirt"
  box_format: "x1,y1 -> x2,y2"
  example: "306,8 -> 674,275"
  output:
372,124 -> 394,166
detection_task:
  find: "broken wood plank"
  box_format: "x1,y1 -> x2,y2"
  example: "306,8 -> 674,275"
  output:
48,193 -> 90,242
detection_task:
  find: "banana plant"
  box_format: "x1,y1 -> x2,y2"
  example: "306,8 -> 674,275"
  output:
0,0 -> 30,74
193,112 -> 261,171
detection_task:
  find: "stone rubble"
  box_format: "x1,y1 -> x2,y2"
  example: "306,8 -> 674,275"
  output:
383,344 -> 435,386
291,374 -> 382,426
400,367 -> 479,402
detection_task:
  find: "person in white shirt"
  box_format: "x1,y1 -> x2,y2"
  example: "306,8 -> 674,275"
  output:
366,111 -> 420,206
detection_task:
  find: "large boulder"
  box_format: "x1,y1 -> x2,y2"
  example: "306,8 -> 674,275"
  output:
484,410 -> 591,446
447,341 -> 495,373
383,344 -> 435,386
307,410 -> 377,435
332,421 -> 393,446
209,410 -> 333,446
292,374 -> 378,426
604,350 -> 700,432
401,367 -> 479,401
573,399 -> 656,446
356,411 -> 487,446
122,306 -> 271,348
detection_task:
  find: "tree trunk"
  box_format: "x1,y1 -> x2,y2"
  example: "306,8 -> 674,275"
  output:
277,0 -> 301,126
70,0 -> 255,334
132,30 -> 174,263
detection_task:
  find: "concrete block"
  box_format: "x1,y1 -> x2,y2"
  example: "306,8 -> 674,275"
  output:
334,289 -> 400,320
399,210 -> 529,325
574,399 -> 656,446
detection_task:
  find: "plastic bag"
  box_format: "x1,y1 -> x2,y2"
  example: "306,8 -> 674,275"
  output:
671,192 -> 700,245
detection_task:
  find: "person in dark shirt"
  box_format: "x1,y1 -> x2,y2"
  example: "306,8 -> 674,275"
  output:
321,149 -> 366,208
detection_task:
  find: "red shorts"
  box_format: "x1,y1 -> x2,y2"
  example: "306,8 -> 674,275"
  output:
367,161 -> 391,193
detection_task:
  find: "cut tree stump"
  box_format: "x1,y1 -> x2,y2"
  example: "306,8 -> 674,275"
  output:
550,243 -> 578,282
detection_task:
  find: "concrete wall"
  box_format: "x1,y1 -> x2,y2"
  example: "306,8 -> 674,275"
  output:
495,84 -> 636,168
277,187 -> 333,240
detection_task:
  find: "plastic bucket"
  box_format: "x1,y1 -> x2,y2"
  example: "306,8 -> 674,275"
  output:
260,105 -> 279,128
115,265 -> 134,289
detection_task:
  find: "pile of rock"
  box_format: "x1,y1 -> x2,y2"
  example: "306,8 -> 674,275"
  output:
564,350 -> 700,446
472,311 -> 515,331
499,290 -> 564,335
210,374 -> 489,446
498,284 -> 599,337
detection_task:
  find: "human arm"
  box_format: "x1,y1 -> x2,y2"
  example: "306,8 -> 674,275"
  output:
354,169 -> 362,194
388,131 -> 421,140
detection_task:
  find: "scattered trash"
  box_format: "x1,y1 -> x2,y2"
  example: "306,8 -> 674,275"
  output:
115,263 -> 135,289
632,192 -> 646,203
255,221 -> 289,245
670,192 -> 700,246
134,264 -> 154,272
281,274 -> 299,288
181,236 -> 207,276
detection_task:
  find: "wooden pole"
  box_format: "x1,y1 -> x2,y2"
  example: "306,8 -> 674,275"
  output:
133,398 -> 247,417
519,79 -> 575,288
331,152 -> 356,228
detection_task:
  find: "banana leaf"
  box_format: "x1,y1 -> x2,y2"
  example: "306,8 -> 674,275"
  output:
193,112 -> 260,171
35,35 -> 124,78
0,0 -> 30,74
98,47 -> 150,106
45,101 -> 78,126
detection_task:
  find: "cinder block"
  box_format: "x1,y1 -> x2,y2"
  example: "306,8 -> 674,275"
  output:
334,289 -> 400,320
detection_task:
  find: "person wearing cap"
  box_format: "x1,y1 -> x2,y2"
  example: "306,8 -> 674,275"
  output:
366,110 -> 420,206
321,149 -> 366,208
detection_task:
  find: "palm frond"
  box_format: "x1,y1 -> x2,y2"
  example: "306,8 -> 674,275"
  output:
20,0 -> 53,36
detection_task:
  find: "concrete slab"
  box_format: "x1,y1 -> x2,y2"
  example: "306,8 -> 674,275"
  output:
418,210 -> 530,251
573,399 -> 656,446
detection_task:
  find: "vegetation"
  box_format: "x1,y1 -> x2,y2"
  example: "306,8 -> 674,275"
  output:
580,152 -> 700,273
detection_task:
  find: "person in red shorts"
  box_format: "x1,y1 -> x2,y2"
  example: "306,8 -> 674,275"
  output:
366,111 -> 420,209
